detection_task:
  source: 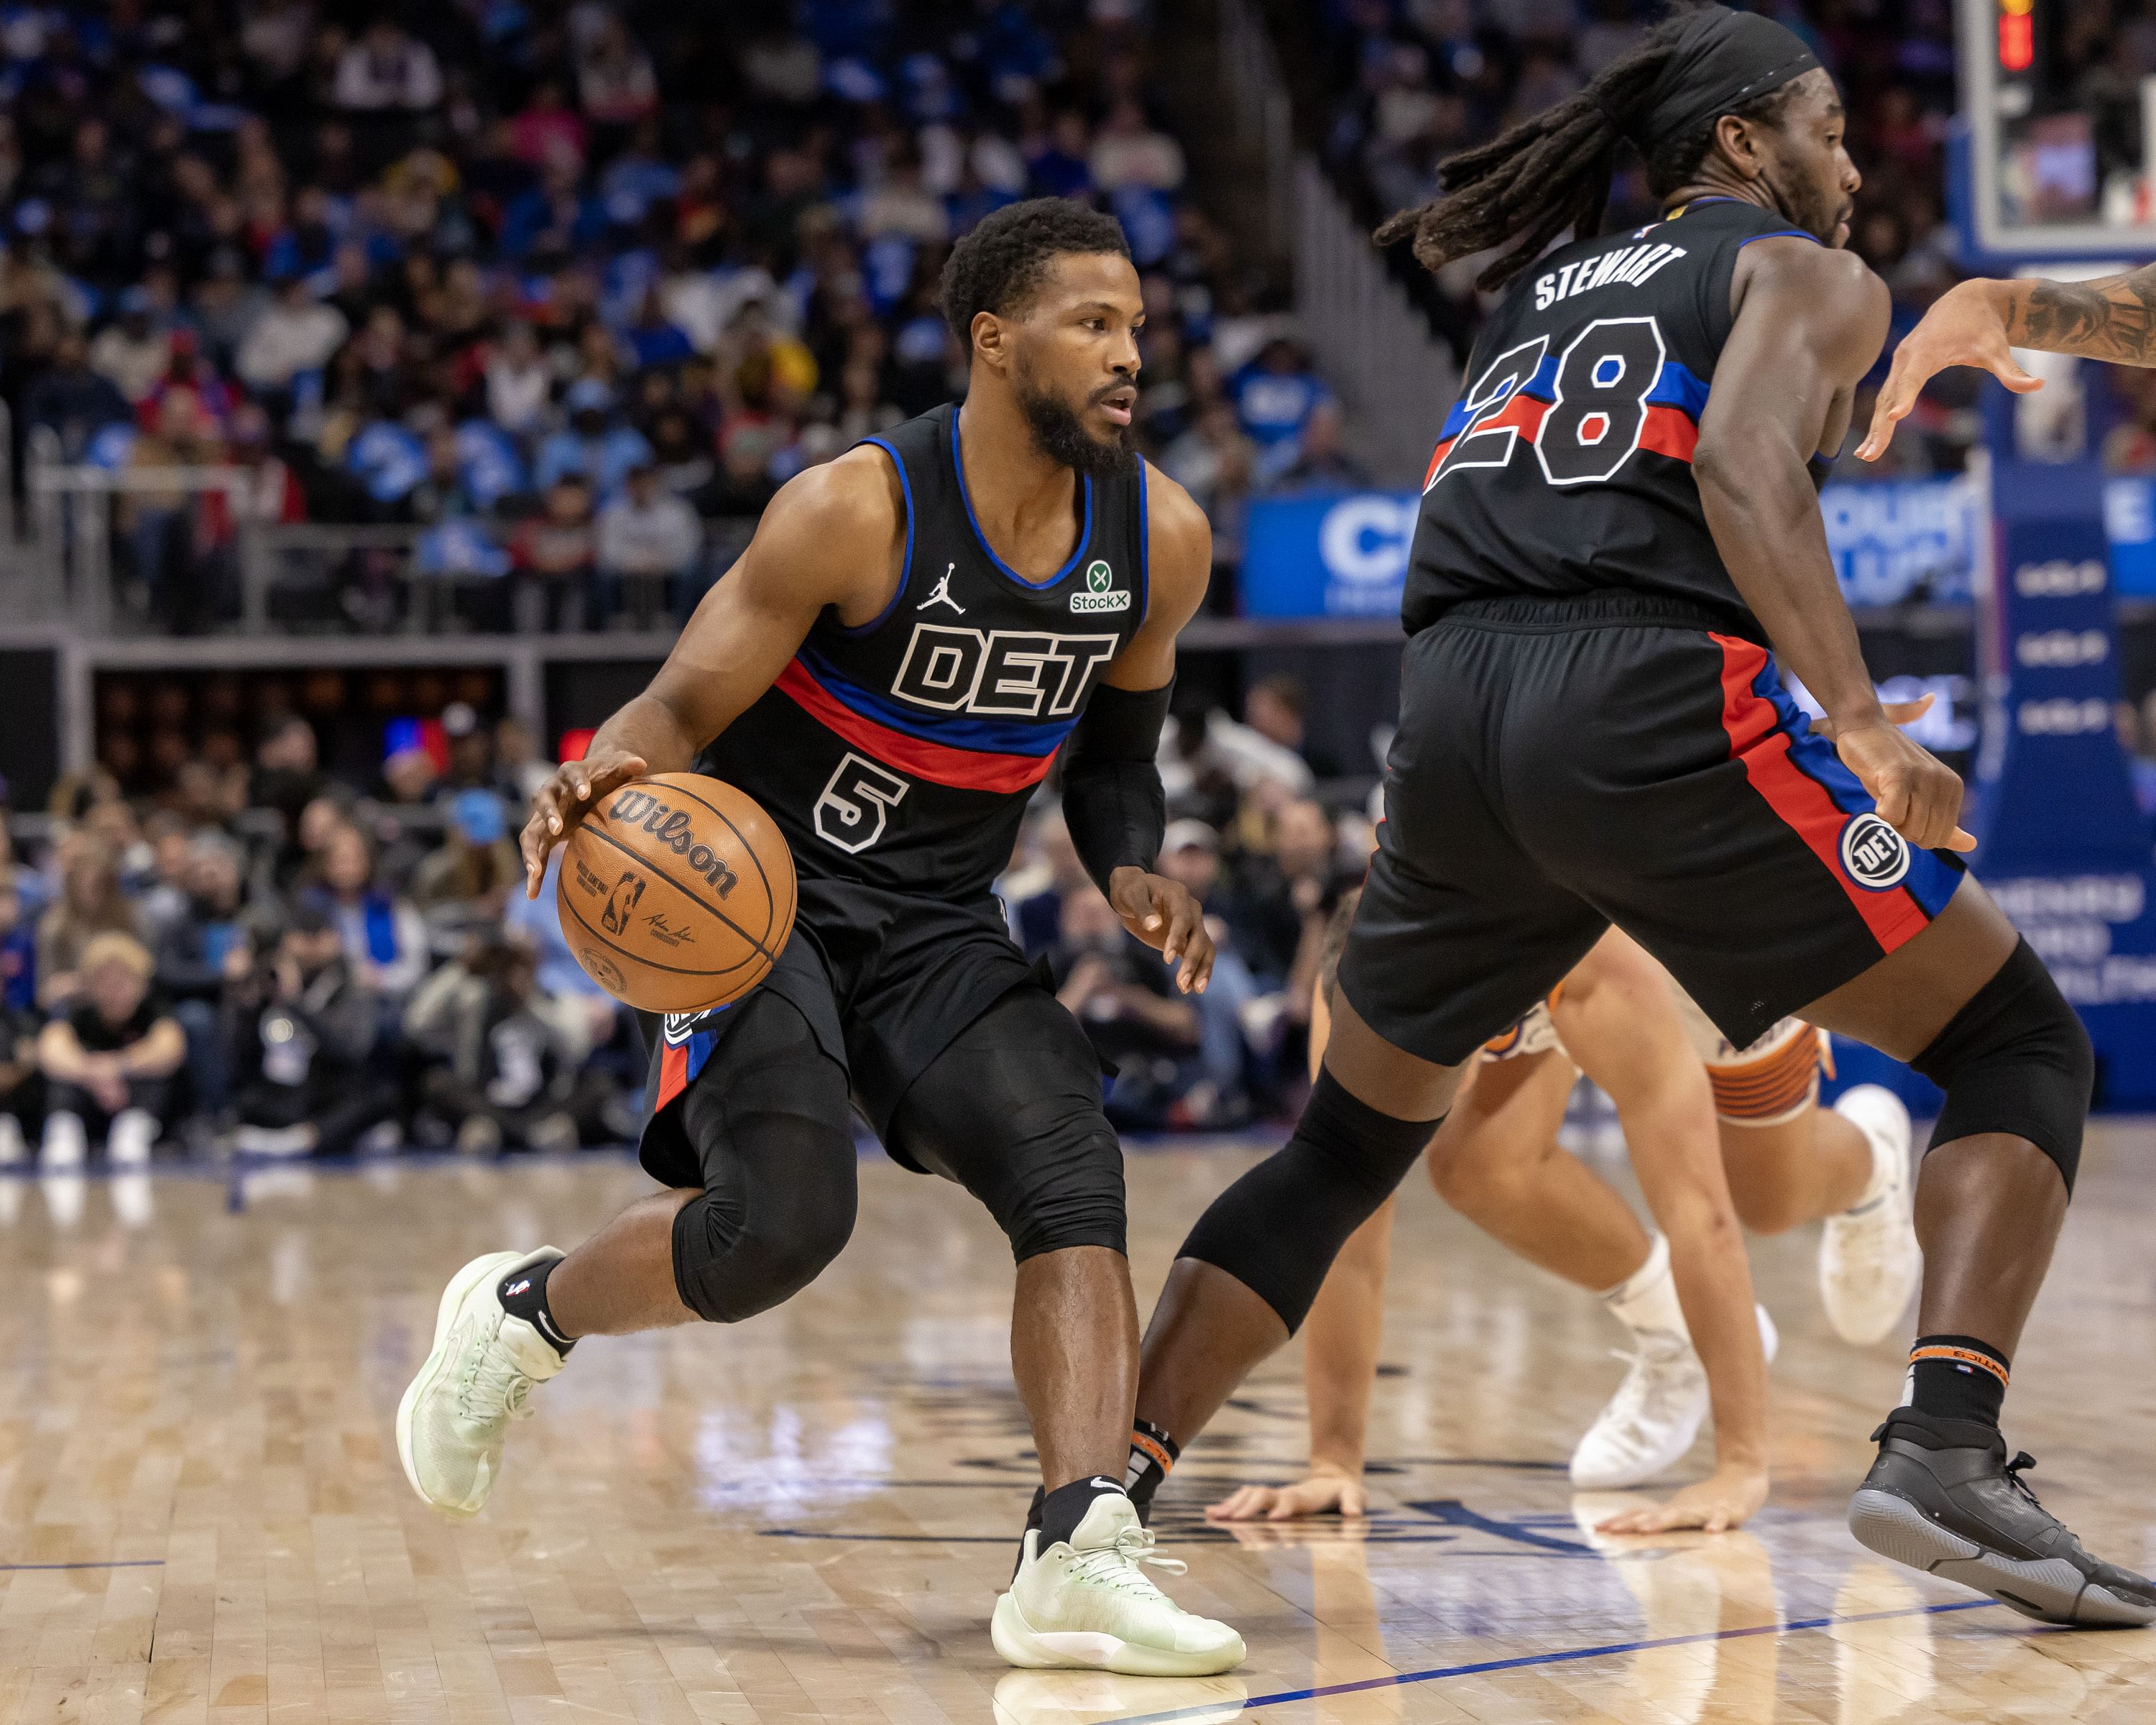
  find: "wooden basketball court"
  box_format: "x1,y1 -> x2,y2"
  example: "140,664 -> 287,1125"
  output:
5,1123 -> 2155,1724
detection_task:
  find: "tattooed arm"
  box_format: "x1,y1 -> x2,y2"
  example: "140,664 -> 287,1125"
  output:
1858,267 -> 2156,460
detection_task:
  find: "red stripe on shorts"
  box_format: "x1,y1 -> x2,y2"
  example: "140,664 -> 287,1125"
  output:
1710,635 -> 1930,952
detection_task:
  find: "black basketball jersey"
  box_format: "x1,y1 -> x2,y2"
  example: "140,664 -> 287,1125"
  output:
701,402 -> 1151,899
1401,197 -> 1822,639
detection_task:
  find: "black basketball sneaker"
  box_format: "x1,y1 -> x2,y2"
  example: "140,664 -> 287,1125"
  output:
1848,1409 -> 2156,1627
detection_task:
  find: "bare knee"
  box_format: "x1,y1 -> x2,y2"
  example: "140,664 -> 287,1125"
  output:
1426,1130 -> 1537,1220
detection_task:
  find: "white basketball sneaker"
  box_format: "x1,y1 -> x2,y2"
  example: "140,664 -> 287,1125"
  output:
992,1494 -> 1245,1676
1820,1085 -> 1920,1346
396,1247 -> 567,1519
1571,1305 -> 1779,1490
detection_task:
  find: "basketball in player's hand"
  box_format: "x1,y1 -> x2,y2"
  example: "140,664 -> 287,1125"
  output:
555,772 -> 797,1014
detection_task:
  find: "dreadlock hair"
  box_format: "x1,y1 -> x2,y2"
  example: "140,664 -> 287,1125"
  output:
1375,7 -> 1808,291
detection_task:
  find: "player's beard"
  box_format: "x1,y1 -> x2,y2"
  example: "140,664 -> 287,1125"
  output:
1015,369 -> 1136,479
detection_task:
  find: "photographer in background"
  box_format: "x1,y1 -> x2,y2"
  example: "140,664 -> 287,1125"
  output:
402,932 -> 599,1155
226,904 -> 394,1156
1048,885 -> 1205,1131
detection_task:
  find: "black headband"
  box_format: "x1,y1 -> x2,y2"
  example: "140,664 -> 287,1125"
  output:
1625,6 -> 1820,149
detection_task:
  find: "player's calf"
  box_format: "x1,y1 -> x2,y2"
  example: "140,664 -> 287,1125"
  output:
1848,939 -> 2151,1624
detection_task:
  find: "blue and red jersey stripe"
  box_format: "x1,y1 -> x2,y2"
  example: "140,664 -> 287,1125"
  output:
1711,634 -> 1956,951
774,648 -> 1069,795
1425,356 -> 1709,484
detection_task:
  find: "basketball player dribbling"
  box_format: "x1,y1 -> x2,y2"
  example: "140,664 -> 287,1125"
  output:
1114,4 -> 2156,1625
1210,906 -> 1920,1534
394,201 -> 1247,1675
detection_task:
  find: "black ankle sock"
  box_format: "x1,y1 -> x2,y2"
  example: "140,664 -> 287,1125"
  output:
1907,1334 -> 2007,1427
1038,1476 -> 1129,1549
1125,1418 -> 1179,1513
498,1256 -> 574,1356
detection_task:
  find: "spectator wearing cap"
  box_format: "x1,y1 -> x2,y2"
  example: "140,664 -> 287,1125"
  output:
36,932 -> 185,1170
226,904 -> 394,1157
1156,817 -> 1271,1116
598,461 -> 702,626
534,379 -> 653,498
414,789 -> 522,947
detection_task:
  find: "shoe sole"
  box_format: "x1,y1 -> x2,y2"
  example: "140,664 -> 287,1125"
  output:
990,1591 -> 1245,1676
1848,1488 -> 2156,1627
395,1249 -> 529,1521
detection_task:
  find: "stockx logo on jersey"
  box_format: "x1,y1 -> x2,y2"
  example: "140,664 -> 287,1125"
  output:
1070,559 -> 1130,614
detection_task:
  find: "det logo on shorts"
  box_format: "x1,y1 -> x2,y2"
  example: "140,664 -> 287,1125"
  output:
1841,812 -> 1911,891
1069,559 -> 1130,613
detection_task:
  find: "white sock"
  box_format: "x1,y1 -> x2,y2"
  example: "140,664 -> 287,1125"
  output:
0,1113 -> 24,1164
40,1110 -> 87,1168
109,1108 -> 156,1167
1598,1233 -> 1690,1340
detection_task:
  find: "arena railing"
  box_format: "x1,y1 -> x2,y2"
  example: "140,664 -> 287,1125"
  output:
1210,0 -> 1460,486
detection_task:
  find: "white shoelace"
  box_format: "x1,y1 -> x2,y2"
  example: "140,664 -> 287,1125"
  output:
457,1326 -> 538,1428
1068,1524 -> 1188,1598
1603,1340 -> 1698,1433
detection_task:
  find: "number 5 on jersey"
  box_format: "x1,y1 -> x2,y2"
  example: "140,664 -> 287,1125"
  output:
814,752 -> 910,853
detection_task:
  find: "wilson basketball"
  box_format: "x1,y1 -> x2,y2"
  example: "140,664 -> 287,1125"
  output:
556,772 -> 796,1015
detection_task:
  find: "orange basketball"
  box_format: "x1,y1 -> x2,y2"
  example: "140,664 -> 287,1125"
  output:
556,772 -> 797,1015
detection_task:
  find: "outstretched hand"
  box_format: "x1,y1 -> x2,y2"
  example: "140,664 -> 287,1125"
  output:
1858,279 -> 2042,462
1206,1468 -> 1368,1523
1593,1464 -> 1769,1536
520,746 -> 650,898
1107,866 -> 1215,993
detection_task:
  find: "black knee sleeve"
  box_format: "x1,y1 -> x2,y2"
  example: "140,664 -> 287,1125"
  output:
1178,1070 -> 1441,1331
671,995 -> 859,1323
671,1114 -> 858,1322
893,988 -> 1127,1262
1909,937 -> 2091,1195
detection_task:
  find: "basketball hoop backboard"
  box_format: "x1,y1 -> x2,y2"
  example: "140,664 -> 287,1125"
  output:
1952,0 -> 2156,266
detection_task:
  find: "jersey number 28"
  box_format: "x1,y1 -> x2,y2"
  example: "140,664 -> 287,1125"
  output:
1427,316 -> 1667,492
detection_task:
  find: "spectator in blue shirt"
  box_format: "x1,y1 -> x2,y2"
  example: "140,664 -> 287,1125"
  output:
533,380 -> 653,499
622,288 -> 695,370
1231,336 -> 1332,451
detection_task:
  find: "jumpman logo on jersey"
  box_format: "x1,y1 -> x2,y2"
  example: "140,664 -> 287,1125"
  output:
917,564 -> 965,615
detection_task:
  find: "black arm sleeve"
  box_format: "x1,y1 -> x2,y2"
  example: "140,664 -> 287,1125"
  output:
1060,680 -> 1171,898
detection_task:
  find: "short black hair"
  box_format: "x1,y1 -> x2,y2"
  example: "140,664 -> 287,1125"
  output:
939,198 -> 1132,343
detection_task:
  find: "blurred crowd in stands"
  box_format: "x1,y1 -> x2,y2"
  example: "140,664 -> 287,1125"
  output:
0,669 -> 1377,1177
0,0 -> 1350,634
1302,0 -> 2063,478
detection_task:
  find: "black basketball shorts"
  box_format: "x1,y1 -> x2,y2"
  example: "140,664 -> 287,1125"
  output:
636,873 -> 1039,1179
1336,594 -> 1966,1065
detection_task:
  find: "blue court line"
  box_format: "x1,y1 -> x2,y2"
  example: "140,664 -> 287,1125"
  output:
1092,1599 -> 2001,1725
0,1560 -> 165,1572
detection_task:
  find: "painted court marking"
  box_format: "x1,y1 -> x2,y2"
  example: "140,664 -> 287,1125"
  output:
1095,1600 -> 2002,1725
0,1560 -> 165,1572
